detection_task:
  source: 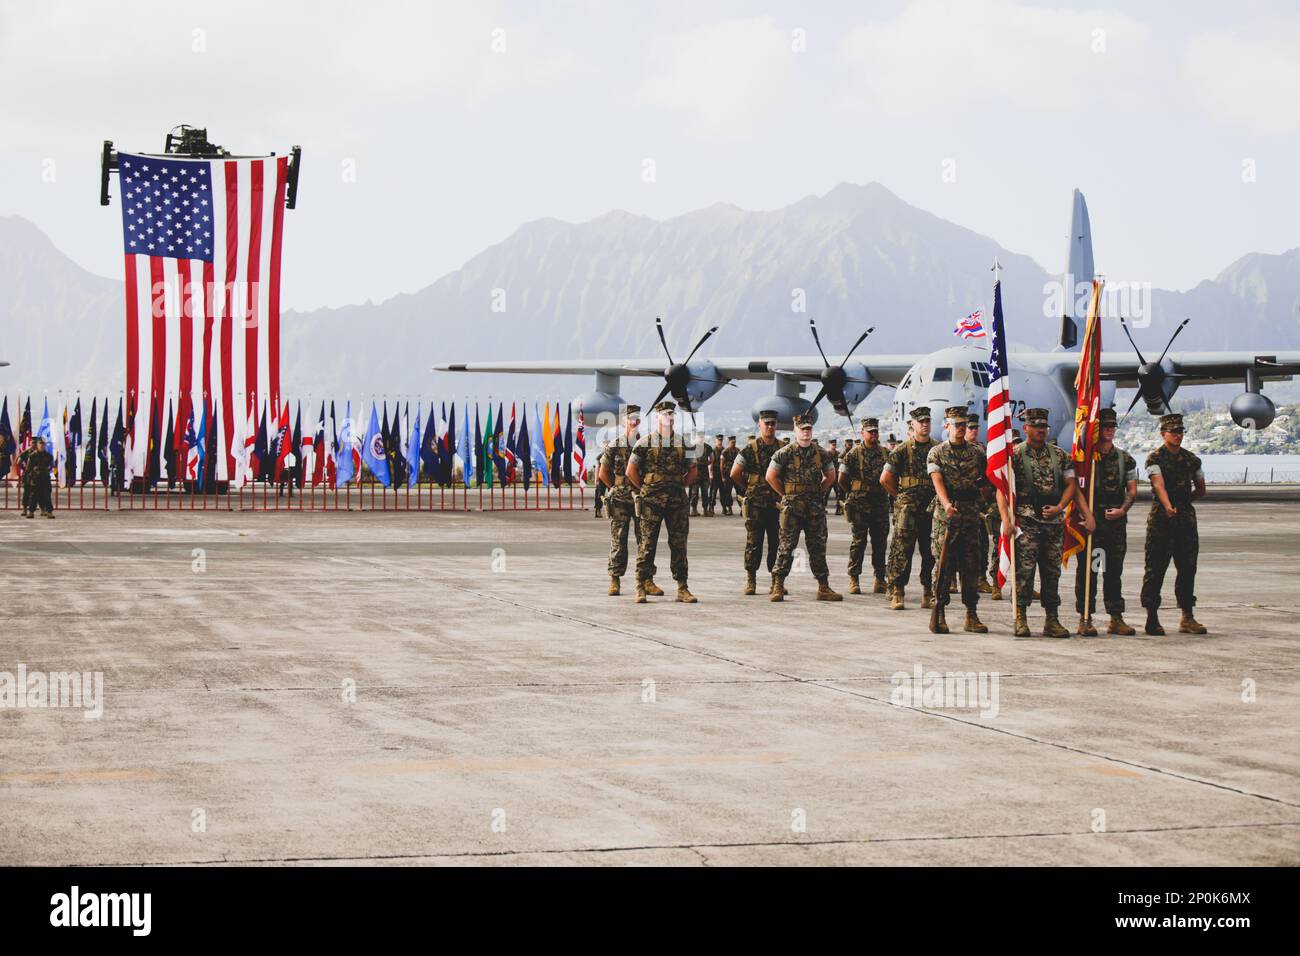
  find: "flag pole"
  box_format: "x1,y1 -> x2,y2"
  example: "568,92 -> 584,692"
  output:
1083,450 -> 1097,628
992,257 -> 1017,608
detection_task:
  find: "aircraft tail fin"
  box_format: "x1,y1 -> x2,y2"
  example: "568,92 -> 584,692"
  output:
1058,188 -> 1094,351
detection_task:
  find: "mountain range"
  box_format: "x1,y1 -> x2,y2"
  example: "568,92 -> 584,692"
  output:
3,182 -> 1298,410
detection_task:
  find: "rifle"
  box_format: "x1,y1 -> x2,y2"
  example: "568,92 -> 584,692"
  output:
930,518 -> 958,632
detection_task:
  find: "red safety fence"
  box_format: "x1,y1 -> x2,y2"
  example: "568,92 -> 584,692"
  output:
0,478 -> 587,513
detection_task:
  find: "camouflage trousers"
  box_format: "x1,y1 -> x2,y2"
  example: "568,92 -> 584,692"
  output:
885,496 -> 934,592
773,497 -> 830,579
689,479 -> 710,510
983,509 -> 1000,579
1014,517 -> 1063,610
743,499 -> 780,572
1074,517 -> 1128,615
594,480 -> 607,516
606,496 -> 644,577
637,496 -> 689,584
712,478 -> 731,512
844,494 -> 889,579
1141,512 -> 1198,610
931,508 -> 984,609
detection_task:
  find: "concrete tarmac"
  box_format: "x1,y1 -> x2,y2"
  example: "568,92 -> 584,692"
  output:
1,490 -> 1298,866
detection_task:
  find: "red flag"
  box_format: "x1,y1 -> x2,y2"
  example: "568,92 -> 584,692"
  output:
273,401 -> 291,482
1063,279 -> 1104,566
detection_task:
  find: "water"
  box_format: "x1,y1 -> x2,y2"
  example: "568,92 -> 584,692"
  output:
1138,453 -> 1300,484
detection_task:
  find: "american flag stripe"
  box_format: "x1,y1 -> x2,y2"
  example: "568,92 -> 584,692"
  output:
983,280 -> 1016,589
119,152 -> 289,482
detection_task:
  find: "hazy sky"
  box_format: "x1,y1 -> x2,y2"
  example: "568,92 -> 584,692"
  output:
2,0 -> 1298,311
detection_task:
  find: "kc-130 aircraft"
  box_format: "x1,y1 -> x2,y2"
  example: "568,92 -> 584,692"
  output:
435,190 -> 1300,443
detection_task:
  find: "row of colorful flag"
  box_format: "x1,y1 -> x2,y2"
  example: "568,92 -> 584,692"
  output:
0,395 -> 594,490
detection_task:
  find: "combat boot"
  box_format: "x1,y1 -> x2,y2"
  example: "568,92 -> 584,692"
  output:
964,610 -> 988,633
690,504 -> 699,517
1108,614 -> 1136,636
816,579 -> 843,602
1013,607 -> 1031,638
743,571 -> 757,596
929,606 -> 949,634
921,588 -> 934,610
976,579 -> 992,594
848,575 -> 861,595
676,582 -> 698,604
889,587 -> 905,611
608,576 -> 621,596
873,576 -> 887,594
635,583 -> 648,604
770,575 -> 786,602
1178,609 -> 1207,634
644,580 -> 665,596
1043,612 -> 1071,639
1145,609 -> 1165,636
990,584 -> 1002,601
1077,615 -> 1098,637
948,579 -> 958,594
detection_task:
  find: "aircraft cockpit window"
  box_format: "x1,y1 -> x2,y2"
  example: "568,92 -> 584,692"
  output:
899,372 -> 913,391
931,367 -> 953,383
970,362 -> 990,388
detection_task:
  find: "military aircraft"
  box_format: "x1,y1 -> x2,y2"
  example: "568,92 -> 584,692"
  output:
435,190 -> 1300,443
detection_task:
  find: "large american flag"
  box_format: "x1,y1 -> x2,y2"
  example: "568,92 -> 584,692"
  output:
116,151 -> 290,482
983,280 -> 1015,589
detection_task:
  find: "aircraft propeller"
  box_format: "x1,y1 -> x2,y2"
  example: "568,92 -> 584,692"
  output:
805,319 -> 874,421
1118,316 -> 1189,419
649,316 -> 720,416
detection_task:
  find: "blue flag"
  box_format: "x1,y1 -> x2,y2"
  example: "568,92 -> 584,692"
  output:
407,404 -> 422,488
458,401 -> 473,487
531,403 -> 549,485
362,403 -> 390,487
336,400 -> 356,486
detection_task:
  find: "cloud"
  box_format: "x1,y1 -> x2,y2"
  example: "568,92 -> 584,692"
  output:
1185,18 -> 1300,136
638,16 -> 795,137
834,0 -> 1151,116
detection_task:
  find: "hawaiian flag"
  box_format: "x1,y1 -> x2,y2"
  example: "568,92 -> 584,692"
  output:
183,409 -> 199,480
575,405 -> 587,482
503,403 -> 518,482
1063,279 -> 1104,567
983,278 -> 1015,590
954,310 -> 986,340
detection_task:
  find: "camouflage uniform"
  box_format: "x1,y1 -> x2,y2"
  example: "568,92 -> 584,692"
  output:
718,441 -> 739,515
20,445 -> 55,516
1009,440 -> 1073,609
689,440 -> 714,515
927,436 -> 988,610
1076,444 -> 1137,616
630,431 -> 692,585
824,444 -> 842,515
840,439 -> 890,582
769,441 -> 834,580
593,441 -> 609,517
737,435 -> 782,573
1141,444 -> 1203,612
884,434 -> 938,593
602,436 -> 643,578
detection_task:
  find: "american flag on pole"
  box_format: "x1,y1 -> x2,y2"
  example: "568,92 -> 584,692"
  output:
116,151 -> 290,484
954,310 -> 986,339
575,405 -> 587,482
983,281 -> 1015,588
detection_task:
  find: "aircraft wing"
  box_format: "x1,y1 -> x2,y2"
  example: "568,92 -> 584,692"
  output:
434,354 -> 930,385
1097,350 -> 1300,387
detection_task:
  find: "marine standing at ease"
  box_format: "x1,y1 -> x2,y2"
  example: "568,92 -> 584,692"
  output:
598,405 -> 643,596
766,414 -> 841,602
1141,413 -> 1207,636
626,400 -> 698,604
882,407 -> 938,610
731,410 -> 782,595
927,407 -> 989,634
838,417 -> 890,595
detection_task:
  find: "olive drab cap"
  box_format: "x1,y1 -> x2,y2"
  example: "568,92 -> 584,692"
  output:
623,404 -> 641,420
1024,408 -> 1050,426
1159,413 -> 1184,431
860,417 -> 879,430
945,406 -> 968,422
793,414 -> 814,428
1098,408 -> 1118,426
966,412 -> 980,426
758,409 -> 779,423
714,434 -> 723,440
909,406 -> 930,421
654,400 -> 676,413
